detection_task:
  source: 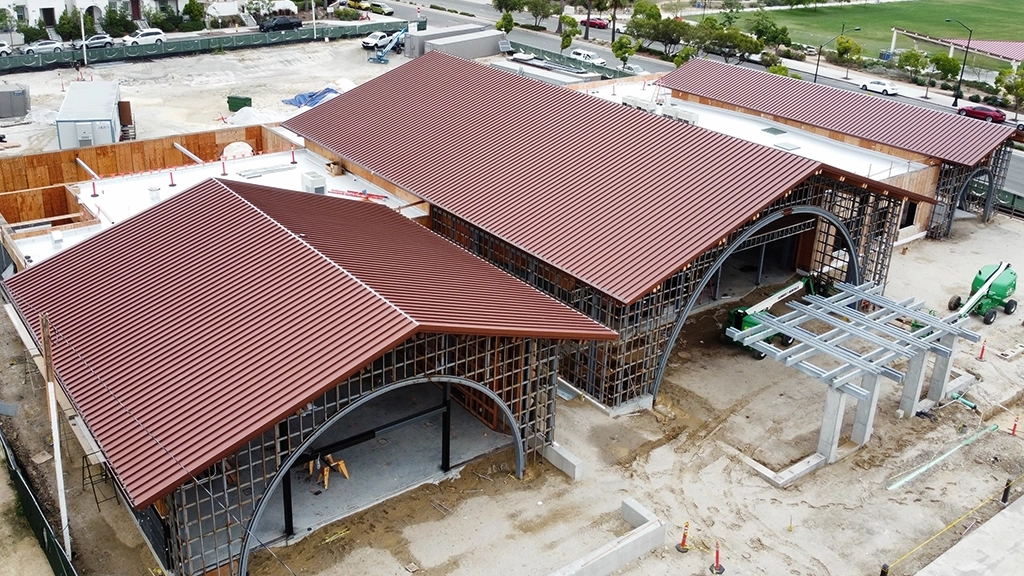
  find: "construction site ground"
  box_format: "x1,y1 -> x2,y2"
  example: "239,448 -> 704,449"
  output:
0,41 -> 1023,576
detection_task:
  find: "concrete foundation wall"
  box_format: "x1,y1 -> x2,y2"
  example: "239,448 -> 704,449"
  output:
405,24 -> 486,58
425,30 -> 503,60
549,498 -> 666,576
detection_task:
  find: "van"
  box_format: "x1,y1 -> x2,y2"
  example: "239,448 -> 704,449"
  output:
569,48 -> 606,66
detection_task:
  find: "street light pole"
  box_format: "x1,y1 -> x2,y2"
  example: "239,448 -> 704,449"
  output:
813,23 -> 859,84
945,18 -> 972,107
79,8 -> 87,67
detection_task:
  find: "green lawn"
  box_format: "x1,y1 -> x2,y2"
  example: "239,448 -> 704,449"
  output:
740,0 -> 1023,70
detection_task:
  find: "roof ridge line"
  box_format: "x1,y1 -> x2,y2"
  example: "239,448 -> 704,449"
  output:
213,179 -> 419,328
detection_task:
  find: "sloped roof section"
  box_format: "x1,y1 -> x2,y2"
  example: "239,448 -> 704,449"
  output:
657,58 -> 1015,167
230,180 -> 616,340
3,178 -> 611,508
283,51 -> 830,305
943,39 -> 1024,63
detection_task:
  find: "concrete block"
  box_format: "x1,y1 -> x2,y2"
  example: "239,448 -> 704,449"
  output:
542,442 -> 585,482
549,498 -> 666,576
717,441 -> 825,488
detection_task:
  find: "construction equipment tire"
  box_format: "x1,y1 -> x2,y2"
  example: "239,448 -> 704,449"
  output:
780,335 -> 795,347
984,309 -> 997,325
948,295 -> 962,311
753,350 -> 767,360
1006,300 -> 1017,315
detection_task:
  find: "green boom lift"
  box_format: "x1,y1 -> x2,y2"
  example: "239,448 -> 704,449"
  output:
725,277 -> 815,359
948,262 -> 1017,325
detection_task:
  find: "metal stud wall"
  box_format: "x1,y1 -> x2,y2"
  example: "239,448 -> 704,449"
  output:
432,173 -> 901,408
155,332 -> 558,576
930,141 -> 1014,238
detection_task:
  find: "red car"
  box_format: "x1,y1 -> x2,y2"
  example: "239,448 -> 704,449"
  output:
579,17 -> 609,29
957,105 -> 1006,123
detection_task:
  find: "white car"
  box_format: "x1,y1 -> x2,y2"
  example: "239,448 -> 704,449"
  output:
614,22 -> 628,34
361,31 -> 390,50
569,48 -> 606,67
0,41 -> 11,57
860,80 -> 898,96
616,63 -> 645,75
123,28 -> 166,46
19,39 -> 64,54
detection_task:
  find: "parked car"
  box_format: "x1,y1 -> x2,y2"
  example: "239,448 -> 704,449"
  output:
72,34 -> 116,49
123,28 -> 166,45
617,63 -> 645,75
370,2 -> 394,15
613,22 -> 628,34
260,16 -> 303,32
0,42 -> 11,57
569,48 -> 606,66
1016,120 -> 1024,131
361,31 -> 391,50
579,17 -> 609,29
957,105 -> 1006,123
19,39 -> 64,54
348,0 -> 371,9
860,80 -> 898,96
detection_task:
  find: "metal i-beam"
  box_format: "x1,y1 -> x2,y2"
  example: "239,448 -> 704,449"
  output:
744,341 -> 870,400
835,282 -> 982,342
786,301 -> 914,356
829,322 -> 957,387
777,302 -> 913,364
803,294 -> 953,357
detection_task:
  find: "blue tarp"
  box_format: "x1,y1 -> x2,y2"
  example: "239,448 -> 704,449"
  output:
282,87 -> 339,108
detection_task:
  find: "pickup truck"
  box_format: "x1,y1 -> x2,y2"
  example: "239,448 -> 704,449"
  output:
260,16 -> 303,32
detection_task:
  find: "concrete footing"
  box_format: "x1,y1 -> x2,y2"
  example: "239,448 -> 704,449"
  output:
548,497 -> 666,576
541,441 -> 585,482
556,377 -> 653,417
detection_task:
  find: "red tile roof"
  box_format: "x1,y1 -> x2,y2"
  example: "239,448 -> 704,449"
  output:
657,59 -> 1015,167
943,39 -> 1024,63
3,178 -> 612,508
284,51 -> 905,305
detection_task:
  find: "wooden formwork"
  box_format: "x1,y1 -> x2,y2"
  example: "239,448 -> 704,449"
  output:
0,125 -> 293,194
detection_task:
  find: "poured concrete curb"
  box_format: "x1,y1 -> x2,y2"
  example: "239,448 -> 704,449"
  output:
549,497 -> 666,576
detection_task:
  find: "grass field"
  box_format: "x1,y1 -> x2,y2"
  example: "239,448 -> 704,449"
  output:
739,0 -> 1022,71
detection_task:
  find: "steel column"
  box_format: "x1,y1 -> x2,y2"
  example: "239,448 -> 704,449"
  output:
756,244 -> 766,285
442,382 -> 451,472
282,469 -> 294,537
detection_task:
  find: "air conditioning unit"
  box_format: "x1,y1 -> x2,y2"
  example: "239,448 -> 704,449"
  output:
301,171 -> 326,195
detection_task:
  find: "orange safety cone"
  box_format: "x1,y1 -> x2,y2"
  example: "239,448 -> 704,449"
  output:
676,522 -> 690,553
710,540 -> 725,574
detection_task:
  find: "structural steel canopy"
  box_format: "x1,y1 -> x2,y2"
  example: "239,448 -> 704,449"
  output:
2,178 -> 613,508
727,282 -> 980,395
658,59 -> 1016,167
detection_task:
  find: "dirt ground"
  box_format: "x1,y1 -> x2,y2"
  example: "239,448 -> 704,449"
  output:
1,40 -> 1024,576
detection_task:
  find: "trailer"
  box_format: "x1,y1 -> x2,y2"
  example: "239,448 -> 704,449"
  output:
948,261 -> 1017,325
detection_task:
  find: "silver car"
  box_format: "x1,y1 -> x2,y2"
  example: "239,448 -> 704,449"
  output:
72,34 -> 116,49
20,39 -> 64,54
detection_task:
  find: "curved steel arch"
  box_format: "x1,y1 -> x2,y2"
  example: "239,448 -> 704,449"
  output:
649,206 -> 862,400
934,166 -> 994,238
238,375 -> 524,575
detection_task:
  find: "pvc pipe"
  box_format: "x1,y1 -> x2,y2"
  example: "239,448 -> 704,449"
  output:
888,424 -> 998,490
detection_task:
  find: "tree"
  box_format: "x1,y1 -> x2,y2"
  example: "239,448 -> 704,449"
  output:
245,0 -> 274,19
929,52 -> 960,81
759,50 -> 781,68
493,0 -> 524,13
55,8 -> 96,41
996,67 -> 1024,121
525,0 -> 555,26
0,9 -> 12,45
609,0 -> 631,42
673,45 -> 696,67
625,0 -> 661,49
17,20 -> 48,43
719,0 -> 741,27
103,7 -> 137,37
183,0 -> 207,23
691,15 -> 721,55
559,14 -> 579,52
896,49 -> 927,82
749,9 -> 790,48
496,12 -> 515,34
835,34 -> 861,63
611,34 -> 638,67
708,26 -> 761,64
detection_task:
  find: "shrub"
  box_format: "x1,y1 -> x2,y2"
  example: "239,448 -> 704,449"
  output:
209,18 -> 222,28
56,8 -> 96,40
183,0 -> 206,22
103,8 -> 137,37
334,7 -> 361,19
940,81 -> 952,91
447,8 -> 459,13
17,20 -> 48,43
914,77 -> 927,86
429,4 -> 444,9
968,94 -> 982,103
519,23 -> 545,31
928,78 -> 936,87
459,11 -> 475,16
179,19 -> 206,32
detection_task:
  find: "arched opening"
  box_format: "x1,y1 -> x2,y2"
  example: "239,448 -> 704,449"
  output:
237,376 -> 524,575
650,206 -> 862,400
221,141 -> 254,158
930,166 -> 994,238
